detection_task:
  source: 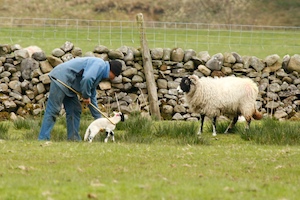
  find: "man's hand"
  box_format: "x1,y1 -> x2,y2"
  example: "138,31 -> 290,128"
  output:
82,98 -> 91,105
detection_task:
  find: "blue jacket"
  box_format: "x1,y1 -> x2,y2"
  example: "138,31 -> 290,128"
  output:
49,57 -> 110,119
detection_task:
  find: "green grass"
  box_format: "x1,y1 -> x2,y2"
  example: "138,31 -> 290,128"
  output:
1,115 -> 300,199
1,25 -> 299,58
0,122 -> 9,139
240,117 -> 300,145
1,137 -> 299,200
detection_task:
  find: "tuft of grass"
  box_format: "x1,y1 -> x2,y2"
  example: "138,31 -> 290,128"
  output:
50,126 -> 68,141
240,117 -> 300,145
9,118 -> 40,140
4,114 -> 300,146
0,122 -> 9,139
202,119 -> 231,135
119,112 -> 154,143
117,113 -> 210,145
205,118 -> 250,136
56,115 -> 67,127
154,121 -> 210,145
13,118 -> 32,130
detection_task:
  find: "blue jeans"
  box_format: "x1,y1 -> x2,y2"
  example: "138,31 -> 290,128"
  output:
38,82 -> 82,141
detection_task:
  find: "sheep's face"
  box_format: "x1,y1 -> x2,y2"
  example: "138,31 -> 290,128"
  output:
177,77 -> 191,93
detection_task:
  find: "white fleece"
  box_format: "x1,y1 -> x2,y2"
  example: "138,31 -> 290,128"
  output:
180,75 -> 260,136
185,75 -> 258,120
84,112 -> 123,143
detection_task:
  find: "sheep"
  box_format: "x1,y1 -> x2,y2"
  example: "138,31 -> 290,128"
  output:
177,75 -> 262,136
84,112 -> 125,143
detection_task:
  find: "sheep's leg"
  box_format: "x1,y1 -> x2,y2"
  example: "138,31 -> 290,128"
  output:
224,116 -> 238,133
212,116 -> 217,137
104,131 -> 110,143
197,114 -> 205,136
245,118 -> 251,130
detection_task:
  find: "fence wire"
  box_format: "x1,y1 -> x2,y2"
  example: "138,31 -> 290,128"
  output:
0,17 -> 299,57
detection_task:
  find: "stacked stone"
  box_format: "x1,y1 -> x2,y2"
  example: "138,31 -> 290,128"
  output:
1,41 -> 300,121
0,44 -> 50,119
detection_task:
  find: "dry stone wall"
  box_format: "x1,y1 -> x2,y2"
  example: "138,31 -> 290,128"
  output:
1,41 -> 300,121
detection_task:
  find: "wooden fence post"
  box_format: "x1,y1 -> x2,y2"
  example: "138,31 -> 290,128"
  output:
136,13 -> 161,120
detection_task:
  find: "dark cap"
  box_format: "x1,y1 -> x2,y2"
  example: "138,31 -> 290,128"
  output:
109,60 -> 122,77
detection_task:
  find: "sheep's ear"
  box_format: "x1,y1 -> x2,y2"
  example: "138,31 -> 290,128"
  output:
189,75 -> 199,84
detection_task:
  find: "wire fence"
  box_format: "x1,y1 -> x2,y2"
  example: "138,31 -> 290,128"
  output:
0,17 -> 300,57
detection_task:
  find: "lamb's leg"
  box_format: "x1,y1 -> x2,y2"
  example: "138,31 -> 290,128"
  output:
212,116 -> 217,137
88,135 -> 93,143
84,129 -> 91,142
104,131 -> 110,143
87,134 -> 94,143
85,129 -> 94,143
224,115 -> 238,133
110,131 -> 115,142
197,114 -> 205,136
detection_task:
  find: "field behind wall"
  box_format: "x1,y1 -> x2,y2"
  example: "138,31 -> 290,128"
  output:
0,17 -> 299,58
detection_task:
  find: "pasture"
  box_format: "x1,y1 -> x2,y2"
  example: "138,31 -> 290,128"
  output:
1,19 -> 300,199
1,114 -> 300,200
1,18 -> 300,58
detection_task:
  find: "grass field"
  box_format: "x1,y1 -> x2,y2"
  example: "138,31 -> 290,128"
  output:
1,116 -> 300,200
1,17 -> 300,199
1,135 -> 299,200
1,24 -> 300,58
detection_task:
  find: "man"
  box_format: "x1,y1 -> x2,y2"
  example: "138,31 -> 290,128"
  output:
38,57 -> 122,141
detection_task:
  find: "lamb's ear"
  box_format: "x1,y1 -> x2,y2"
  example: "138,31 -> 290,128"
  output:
188,75 -> 199,84
120,113 -> 125,122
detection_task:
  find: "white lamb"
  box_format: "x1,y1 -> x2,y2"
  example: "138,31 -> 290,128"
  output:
84,112 -> 125,143
177,75 -> 262,136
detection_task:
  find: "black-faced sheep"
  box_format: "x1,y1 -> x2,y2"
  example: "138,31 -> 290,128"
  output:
84,112 -> 125,143
177,75 -> 262,136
